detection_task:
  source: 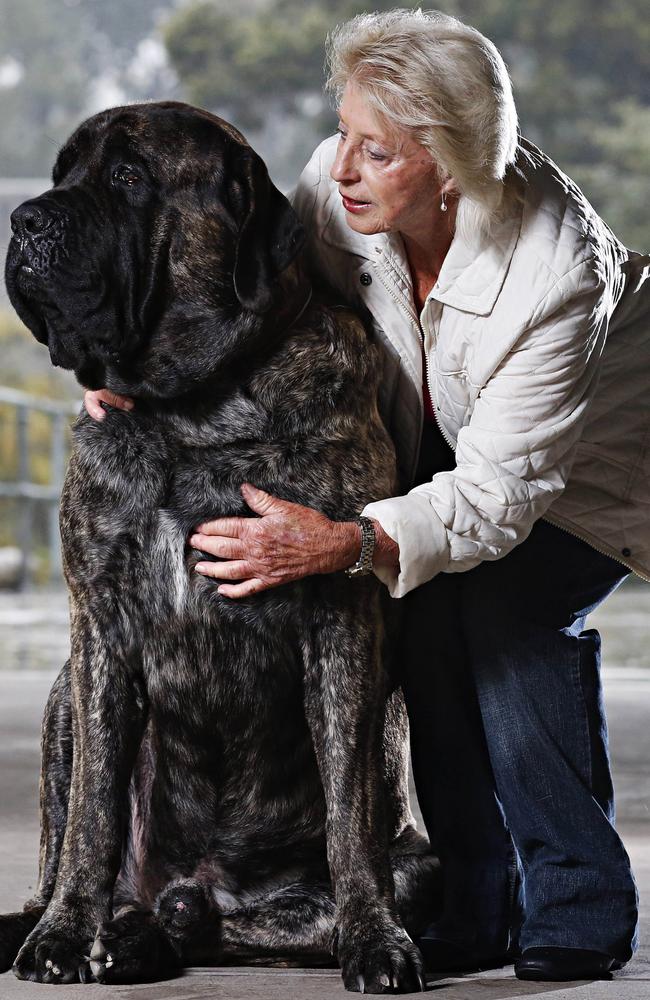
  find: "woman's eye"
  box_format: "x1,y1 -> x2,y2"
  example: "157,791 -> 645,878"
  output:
367,150 -> 388,162
112,166 -> 141,187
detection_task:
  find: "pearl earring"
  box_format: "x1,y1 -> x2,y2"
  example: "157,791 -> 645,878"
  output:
440,191 -> 448,213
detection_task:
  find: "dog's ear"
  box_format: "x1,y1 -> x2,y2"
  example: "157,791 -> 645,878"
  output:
231,149 -> 305,314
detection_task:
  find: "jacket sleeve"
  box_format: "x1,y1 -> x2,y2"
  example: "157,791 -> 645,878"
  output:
362,259 -> 610,597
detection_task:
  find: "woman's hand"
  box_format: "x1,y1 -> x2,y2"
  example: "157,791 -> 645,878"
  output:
84,389 -> 134,421
190,483 -> 398,598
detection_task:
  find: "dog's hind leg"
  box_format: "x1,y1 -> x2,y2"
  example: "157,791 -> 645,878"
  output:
160,880 -> 336,967
215,883 -> 336,966
162,851 -> 438,969
0,660 -> 72,973
390,833 -> 442,939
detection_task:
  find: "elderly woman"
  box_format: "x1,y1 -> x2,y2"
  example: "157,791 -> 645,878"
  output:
85,8 -> 649,984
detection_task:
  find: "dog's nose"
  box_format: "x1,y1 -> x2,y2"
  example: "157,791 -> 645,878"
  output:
10,202 -> 53,237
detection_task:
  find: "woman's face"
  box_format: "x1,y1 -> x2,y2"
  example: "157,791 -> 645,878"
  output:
330,82 -> 445,240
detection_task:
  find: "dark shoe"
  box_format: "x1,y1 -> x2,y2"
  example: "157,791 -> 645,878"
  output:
515,947 -> 619,981
418,937 -> 514,972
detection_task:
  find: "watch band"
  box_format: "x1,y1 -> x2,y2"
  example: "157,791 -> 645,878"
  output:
345,516 -> 376,577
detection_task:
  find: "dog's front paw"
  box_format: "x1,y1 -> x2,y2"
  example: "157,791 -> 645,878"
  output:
13,925 -> 92,984
337,920 -> 426,994
90,909 -> 180,985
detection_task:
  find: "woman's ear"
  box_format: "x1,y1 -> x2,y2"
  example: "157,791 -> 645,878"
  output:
230,149 -> 305,314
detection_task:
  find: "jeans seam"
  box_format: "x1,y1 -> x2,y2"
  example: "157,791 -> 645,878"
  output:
573,633 -> 593,793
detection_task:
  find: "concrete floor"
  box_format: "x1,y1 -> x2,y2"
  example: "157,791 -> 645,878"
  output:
0,583 -> 649,997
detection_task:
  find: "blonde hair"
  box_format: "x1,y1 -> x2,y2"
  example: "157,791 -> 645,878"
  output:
326,8 -> 520,241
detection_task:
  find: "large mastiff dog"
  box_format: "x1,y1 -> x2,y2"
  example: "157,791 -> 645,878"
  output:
2,102 -> 437,990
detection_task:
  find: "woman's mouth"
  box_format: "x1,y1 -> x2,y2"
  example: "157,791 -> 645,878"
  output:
341,194 -> 372,214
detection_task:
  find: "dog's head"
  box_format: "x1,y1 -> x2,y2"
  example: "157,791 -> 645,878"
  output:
4,101 -> 306,397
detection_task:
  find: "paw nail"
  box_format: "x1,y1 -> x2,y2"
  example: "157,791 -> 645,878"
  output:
105,954 -> 114,968
379,973 -> 390,987
52,965 -> 61,976
45,959 -> 53,969
356,974 -> 366,994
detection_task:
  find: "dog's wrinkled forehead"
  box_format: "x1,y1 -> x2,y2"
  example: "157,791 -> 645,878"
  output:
52,101 -> 247,188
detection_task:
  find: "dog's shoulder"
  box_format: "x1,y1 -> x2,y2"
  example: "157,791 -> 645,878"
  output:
64,408 -> 169,512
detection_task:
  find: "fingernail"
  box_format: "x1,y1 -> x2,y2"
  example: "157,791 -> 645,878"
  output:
217,586 -> 227,594
124,401 -> 134,410
195,564 -> 207,574
190,535 -> 200,546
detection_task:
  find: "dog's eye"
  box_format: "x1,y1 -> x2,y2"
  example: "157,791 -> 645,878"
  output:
112,165 -> 142,188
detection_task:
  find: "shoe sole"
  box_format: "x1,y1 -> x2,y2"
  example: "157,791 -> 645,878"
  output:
516,965 -> 614,982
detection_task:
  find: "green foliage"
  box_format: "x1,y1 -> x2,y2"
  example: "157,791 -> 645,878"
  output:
566,100 -> 650,251
164,0 -> 345,130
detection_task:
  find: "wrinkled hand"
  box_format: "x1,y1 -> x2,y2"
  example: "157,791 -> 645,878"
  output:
84,388 -> 134,421
190,483 -> 362,598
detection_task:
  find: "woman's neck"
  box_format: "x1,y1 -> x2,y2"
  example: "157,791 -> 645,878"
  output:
401,199 -> 458,314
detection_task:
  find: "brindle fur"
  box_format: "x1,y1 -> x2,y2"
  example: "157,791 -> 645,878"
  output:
2,101 -> 439,990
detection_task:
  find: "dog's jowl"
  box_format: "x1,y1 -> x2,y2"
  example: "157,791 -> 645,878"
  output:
2,102 -> 438,990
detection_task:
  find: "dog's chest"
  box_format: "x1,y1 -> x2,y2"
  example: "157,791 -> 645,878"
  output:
65,412 -> 306,628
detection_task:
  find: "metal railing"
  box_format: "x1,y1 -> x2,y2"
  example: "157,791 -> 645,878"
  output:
0,386 -> 79,588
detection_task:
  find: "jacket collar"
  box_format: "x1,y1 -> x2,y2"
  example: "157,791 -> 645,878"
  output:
321,179 -> 523,317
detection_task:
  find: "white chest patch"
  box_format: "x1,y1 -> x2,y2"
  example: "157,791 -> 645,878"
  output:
152,509 -> 189,615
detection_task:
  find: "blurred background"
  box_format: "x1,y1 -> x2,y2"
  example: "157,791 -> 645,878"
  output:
0,8 -> 648,987
0,0 -> 648,599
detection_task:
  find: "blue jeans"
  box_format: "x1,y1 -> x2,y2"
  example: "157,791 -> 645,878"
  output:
401,515 -> 639,961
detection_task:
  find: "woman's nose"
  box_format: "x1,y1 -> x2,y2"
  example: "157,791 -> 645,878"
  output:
330,145 -> 359,184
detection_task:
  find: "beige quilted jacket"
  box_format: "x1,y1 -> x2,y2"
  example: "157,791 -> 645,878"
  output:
292,135 -> 650,598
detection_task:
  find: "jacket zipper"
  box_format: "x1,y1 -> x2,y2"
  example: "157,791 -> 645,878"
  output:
422,338 -> 458,452
372,260 -> 420,326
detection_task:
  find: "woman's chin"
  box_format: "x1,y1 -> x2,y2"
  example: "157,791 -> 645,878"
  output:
343,213 -> 384,236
